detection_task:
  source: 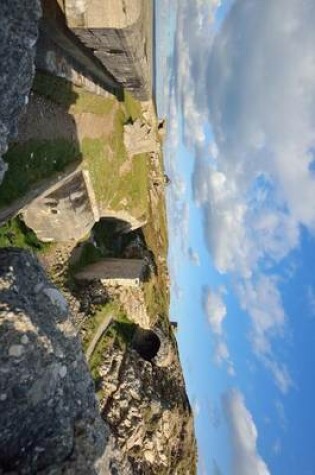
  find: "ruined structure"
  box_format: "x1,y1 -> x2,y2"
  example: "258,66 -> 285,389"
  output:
75,258 -> 145,287
124,119 -> 158,156
0,1 -> 198,473
23,168 -> 99,242
63,0 -> 152,100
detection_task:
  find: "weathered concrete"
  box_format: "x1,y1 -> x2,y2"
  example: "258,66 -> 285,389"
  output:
64,0 -> 152,100
75,258 -> 145,287
124,119 -> 158,156
65,0 -> 142,29
23,168 -> 99,242
40,0 -> 121,95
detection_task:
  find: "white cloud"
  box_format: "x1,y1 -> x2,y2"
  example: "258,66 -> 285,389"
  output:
263,359 -> 292,395
237,276 -> 286,356
214,339 -> 235,376
173,0 -> 315,391
222,389 -> 271,475
204,288 -> 227,335
204,288 -> 235,375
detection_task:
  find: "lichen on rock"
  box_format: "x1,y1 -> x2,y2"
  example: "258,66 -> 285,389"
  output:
0,0 -> 41,183
0,249 -> 111,474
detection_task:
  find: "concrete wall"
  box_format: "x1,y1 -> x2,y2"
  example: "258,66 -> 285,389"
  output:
75,258 -> 145,286
22,169 -> 99,242
64,0 -> 152,100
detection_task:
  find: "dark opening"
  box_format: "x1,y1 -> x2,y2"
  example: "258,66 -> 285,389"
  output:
132,328 -> 161,361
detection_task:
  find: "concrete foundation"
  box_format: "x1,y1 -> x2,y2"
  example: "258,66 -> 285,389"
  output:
75,258 -> 145,286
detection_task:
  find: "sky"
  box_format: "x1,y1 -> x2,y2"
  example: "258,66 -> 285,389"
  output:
155,1 -> 315,474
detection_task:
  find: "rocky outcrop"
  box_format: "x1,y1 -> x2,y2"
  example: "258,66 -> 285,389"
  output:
0,249 -> 111,474
0,0 -> 41,183
97,327 -> 197,474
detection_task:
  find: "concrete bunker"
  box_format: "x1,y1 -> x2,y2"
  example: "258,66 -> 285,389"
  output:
132,327 -> 161,362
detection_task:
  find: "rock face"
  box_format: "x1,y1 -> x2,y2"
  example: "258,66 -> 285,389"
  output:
0,0 -> 41,183
0,249 -> 111,474
97,328 -> 197,474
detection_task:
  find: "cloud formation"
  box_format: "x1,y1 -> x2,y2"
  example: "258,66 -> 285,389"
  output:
204,288 -> 227,335
222,389 -> 271,475
204,288 -> 235,375
172,0 -> 315,391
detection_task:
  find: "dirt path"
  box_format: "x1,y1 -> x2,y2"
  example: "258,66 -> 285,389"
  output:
86,314 -> 114,362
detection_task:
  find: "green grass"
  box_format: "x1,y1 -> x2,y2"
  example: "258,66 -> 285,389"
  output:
0,216 -> 48,251
0,139 -> 80,207
33,71 -> 117,115
81,301 -> 120,351
124,91 -> 143,121
82,136 -> 149,219
85,304 -> 136,399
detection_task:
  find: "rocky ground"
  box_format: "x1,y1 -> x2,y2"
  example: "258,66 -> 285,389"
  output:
0,249 -> 111,474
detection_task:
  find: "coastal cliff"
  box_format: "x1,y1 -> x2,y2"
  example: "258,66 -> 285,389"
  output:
0,1 -> 197,473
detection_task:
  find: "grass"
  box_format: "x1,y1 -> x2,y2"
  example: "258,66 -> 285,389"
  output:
82,138 -> 149,220
124,91 -> 143,122
3,71 -> 147,219
142,160 -> 170,322
81,301 -> 118,351
86,305 -> 136,399
0,139 -> 80,207
0,216 -> 48,252
32,71 -> 117,115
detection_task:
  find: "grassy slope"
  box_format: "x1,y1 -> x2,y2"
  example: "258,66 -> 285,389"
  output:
0,72 -> 149,221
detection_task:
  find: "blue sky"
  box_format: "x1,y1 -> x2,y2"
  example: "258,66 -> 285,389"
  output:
155,1 -> 315,474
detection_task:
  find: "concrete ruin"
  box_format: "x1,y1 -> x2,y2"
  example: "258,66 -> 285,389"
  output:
18,169 -> 146,243
124,119 -> 158,156
63,0 -> 152,100
22,168 -> 99,242
75,258 -> 145,287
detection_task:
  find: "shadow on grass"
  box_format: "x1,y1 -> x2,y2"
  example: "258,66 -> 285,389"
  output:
0,74 -> 82,211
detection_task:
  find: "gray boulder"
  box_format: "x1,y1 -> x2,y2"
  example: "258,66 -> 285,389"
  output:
0,249 -> 110,474
0,0 -> 41,182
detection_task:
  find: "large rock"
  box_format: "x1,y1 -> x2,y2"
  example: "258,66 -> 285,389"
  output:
0,249 -> 111,474
98,327 -> 197,474
0,0 -> 41,183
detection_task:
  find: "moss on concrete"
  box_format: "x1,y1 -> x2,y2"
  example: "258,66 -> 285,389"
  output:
0,216 -> 48,251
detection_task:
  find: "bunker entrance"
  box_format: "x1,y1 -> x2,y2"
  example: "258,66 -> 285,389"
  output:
132,328 -> 161,361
